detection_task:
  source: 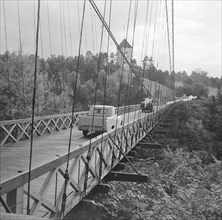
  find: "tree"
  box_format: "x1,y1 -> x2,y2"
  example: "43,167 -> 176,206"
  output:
193,83 -> 208,98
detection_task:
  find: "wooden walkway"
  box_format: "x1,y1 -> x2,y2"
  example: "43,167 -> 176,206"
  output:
0,127 -> 86,182
0,106 -> 167,218
0,109 -> 145,182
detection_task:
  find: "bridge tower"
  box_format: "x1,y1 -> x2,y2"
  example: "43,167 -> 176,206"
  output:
117,39 -> 133,71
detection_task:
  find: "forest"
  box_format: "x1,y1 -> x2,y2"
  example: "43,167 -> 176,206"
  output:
0,50 -> 221,121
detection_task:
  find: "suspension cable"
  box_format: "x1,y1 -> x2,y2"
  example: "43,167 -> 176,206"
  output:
89,0 -> 149,94
32,0 -> 36,45
17,0 -> 26,116
90,7 -> 95,52
131,0 -> 139,123
165,0 -> 172,76
27,0 -> 40,215
172,0 -> 175,98
60,0 -> 86,218
62,1 -> 68,57
3,0 -> 12,118
39,18 -> 48,115
46,0 -> 52,55
116,0 -> 132,125
83,0 -> 107,194
98,0 -> 113,180
67,0 -> 73,56
0,1 -> 1,53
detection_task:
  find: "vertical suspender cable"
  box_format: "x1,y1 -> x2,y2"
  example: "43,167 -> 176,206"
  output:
39,19 -> 48,115
0,1 -> 1,53
27,0 -> 40,215
59,0 -> 65,92
117,0 -> 132,130
172,0 -> 175,99
3,0 -> 12,118
131,0 -> 139,123
62,1 -> 68,57
17,0 -> 26,116
84,0 -> 107,193
165,0 -> 172,82
47,0 -> 52,56
90,7 -> 96,52
125,0 -> 139,127
99,0 -> 113,179
60,1 -> 86,218
67,0 -> 73,56
137,0 -> 150,123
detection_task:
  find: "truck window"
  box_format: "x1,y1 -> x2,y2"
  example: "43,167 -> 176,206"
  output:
90,107 -> 109,115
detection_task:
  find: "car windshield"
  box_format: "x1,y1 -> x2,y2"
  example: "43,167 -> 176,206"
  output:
89,107 -> 110,116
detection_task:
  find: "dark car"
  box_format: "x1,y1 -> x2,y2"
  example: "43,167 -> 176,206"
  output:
141,102 -> 153,113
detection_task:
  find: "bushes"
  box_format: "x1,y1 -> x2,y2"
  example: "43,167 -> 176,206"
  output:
170,99 -> 222,160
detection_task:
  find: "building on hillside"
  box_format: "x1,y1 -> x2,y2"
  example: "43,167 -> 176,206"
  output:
117,39 -> 133,71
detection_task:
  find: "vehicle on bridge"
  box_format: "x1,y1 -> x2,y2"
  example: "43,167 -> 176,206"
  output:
141,97 -> 154,113
78,105 -> 123,136
141,102 -> 154,113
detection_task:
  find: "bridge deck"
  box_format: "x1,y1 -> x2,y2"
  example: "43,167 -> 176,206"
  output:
0,110 -> 144,182
0,109 -> 158,218
0,127 -> 87,182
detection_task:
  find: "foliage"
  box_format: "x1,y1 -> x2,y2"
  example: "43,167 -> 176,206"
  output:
175,68 -> 221,99
86,148 -> 222,220
0,51 -> 149,120
171,98 -> 222,160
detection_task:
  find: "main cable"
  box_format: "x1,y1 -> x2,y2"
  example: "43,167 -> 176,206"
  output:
89,0 -> 149,94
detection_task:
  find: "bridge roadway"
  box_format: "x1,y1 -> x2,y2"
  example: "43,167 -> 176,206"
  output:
0,108 -> 151,183
0,104 -> 168,218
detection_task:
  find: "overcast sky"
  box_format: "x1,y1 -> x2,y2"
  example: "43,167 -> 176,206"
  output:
0,0 -> 221,78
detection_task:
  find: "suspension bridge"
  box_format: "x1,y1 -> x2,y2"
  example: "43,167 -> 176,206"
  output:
0,0 -> 176,219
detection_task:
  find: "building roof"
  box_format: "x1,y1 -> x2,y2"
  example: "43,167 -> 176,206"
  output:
119,39 -> 132,49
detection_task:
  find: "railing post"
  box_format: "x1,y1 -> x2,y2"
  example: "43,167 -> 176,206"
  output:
6,186 -> 24,214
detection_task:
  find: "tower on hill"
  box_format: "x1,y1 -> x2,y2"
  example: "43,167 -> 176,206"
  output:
117,39 -> 133,71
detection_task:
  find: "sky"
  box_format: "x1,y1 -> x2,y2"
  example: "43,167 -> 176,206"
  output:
0,0 -> 221,78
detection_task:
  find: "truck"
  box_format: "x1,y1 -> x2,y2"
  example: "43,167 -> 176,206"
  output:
141,102 -> 154,113
141,97 -> 154,113
78,105 -> 123,136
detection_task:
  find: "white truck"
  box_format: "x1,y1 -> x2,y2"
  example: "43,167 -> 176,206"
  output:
78,105 -> 123,136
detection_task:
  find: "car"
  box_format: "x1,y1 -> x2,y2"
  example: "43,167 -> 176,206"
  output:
78,105 -> 123,136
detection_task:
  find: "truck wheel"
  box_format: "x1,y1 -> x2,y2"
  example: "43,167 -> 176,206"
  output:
83,130 -> 89,137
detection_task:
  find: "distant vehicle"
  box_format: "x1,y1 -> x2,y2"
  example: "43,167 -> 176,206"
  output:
78,105 -> 123,136
141,102 -> 154,113
141,97 -> 154,113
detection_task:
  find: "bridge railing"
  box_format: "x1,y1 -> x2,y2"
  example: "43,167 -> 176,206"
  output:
0,105 -> 141,146
0,104 -> 171,219
0,112 -> 87,146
